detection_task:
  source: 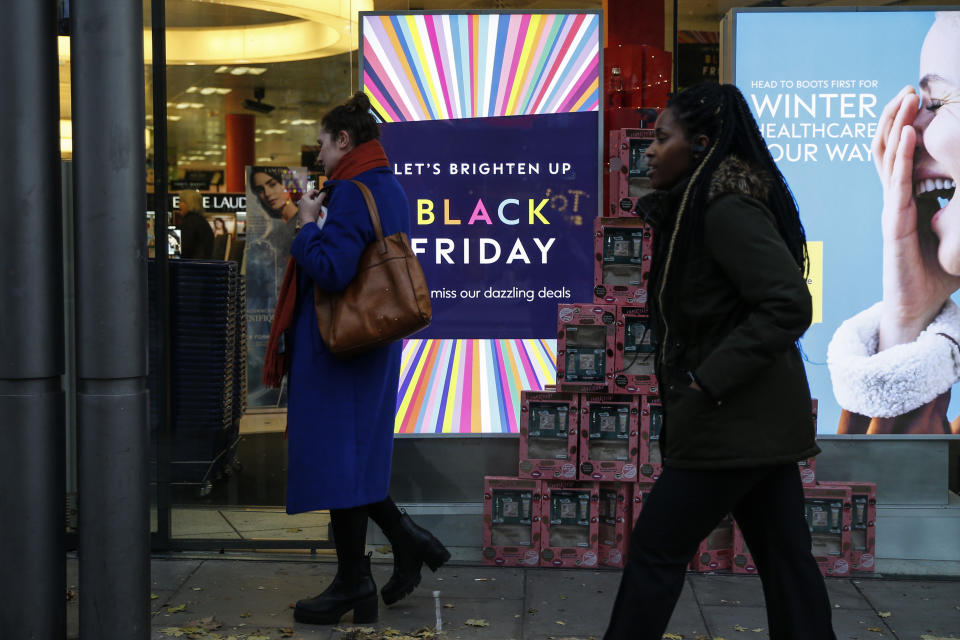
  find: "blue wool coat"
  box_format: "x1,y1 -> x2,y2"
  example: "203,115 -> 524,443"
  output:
286,167 -> 409,513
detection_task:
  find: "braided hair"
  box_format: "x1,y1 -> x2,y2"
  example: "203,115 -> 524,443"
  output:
652,83 -> 808,321
321,91 -> 380,146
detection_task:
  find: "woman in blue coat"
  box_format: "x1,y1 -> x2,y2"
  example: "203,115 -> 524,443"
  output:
263,92 -> 449,625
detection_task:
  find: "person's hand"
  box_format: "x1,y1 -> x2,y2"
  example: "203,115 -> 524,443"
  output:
297,189 -> 327,226
874,86 -> 960,349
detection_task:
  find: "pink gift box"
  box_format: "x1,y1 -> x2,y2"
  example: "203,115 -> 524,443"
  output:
556,303 -> 617,394
540,480 -> 600,568
518,390 -> 579,480
577,392 -> 640,481
482,476 -> 543,567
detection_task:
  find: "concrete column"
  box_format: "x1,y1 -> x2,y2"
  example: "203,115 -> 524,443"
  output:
71,0 -> 151,636
0,0 -> 66,637
226,113 -> 256,192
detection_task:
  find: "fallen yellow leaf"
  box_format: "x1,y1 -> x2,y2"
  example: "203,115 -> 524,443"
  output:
556,620 -> 566,625
166,604 -> 186,613
662,634 -> 683,639
878,611 -> 891,618
465,619 -> 490,627
443,603 -> 454,608
752,630 -> 764,634
867,628 -> 883,633
158,628 -> 186,637
734,626 -> 748,632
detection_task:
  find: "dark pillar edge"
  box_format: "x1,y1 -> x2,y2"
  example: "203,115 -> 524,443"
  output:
151,0 -> 172,547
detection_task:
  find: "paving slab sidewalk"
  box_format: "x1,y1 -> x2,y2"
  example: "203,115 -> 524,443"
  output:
65,556 -> 960,640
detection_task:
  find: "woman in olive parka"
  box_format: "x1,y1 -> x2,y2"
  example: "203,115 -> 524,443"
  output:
603,83 -> 836,640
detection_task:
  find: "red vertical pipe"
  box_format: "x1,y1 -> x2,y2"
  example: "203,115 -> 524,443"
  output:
225,113 -> 255,192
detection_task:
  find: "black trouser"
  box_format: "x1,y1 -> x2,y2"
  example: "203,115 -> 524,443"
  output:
603,463 -> 836,640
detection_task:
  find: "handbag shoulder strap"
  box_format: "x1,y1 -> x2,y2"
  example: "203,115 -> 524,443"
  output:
347,179 -> 387,254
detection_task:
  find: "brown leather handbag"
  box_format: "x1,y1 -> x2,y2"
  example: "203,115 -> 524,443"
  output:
313,179 -> 432,358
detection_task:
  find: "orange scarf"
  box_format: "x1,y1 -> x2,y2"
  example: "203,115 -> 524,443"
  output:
261,139 -> 391,389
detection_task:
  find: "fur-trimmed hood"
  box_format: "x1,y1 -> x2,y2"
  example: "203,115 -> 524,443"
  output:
633,155 -> 774,227
707,155 -> 773,204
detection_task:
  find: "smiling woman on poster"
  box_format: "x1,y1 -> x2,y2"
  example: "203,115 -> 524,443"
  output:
828,12 -> 960,435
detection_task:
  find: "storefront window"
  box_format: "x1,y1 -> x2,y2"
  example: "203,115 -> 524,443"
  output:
148,0 -> 366,545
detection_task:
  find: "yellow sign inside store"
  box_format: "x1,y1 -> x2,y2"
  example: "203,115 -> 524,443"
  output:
806,241 -> 822,325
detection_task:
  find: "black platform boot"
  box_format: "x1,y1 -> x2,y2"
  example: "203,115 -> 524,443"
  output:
370,501 -> 451,606
295,507 -> 378,625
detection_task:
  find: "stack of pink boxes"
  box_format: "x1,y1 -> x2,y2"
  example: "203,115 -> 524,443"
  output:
482,130 -> 662,569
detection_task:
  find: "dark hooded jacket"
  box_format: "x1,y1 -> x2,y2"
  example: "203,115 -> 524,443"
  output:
640,156 -> 820,468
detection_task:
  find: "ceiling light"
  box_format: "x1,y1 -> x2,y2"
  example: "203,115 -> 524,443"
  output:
291,118 -> 316,125
215,66 -> 230,73
256,157 -> 272,162
200,87 -> 217,95
186,86 -> 199,93
58,0 -> 376,65
223,66 -> 269,76
262,129 -> 287,135
168,115 -> 182,121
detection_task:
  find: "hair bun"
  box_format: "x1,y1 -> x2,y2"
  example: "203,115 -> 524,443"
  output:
349,91 -> 371,112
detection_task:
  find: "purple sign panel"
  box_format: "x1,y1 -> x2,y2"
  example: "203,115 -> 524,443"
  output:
380,111 -> 597,339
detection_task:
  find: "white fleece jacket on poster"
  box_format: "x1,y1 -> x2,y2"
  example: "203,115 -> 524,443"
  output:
827,300 -> 960,418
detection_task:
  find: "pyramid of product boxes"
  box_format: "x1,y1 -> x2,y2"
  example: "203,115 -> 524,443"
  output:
482,128 -> 877,576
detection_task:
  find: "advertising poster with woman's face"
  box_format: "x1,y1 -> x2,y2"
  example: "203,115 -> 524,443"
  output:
244,165 -> 307,408
206,214 -> 237,238
734,10 -> 960,435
